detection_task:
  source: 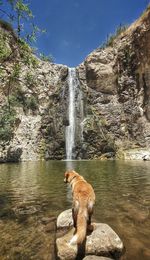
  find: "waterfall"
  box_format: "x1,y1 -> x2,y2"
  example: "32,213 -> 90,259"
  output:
66,68 -> 75,160
66,68 -> 83,160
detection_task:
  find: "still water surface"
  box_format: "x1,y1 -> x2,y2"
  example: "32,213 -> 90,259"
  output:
0,160 -> 149,259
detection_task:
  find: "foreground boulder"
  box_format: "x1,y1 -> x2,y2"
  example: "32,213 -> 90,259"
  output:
56,210 -> 124,260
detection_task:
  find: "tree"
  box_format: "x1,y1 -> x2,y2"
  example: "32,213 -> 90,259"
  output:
13,0 -> 33,38
0,0 -> 45,41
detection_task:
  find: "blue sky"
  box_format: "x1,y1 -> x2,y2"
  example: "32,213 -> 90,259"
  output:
2,0 -> 149,66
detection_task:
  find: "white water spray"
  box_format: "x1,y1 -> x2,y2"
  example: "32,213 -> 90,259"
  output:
65,68 -> 78,160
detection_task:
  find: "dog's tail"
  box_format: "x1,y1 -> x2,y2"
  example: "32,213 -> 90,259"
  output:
70,207 -> 87,245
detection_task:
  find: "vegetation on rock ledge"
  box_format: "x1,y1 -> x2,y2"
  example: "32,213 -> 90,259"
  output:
0,105 -> 16,141
100,24 -> 128,48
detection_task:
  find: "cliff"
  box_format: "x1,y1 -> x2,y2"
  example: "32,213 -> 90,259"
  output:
77,7 -> 150,159
0,21 -> 68,161
0,7 -> 150,162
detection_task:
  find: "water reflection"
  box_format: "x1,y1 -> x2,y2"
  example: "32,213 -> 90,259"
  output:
64,159 -> 77,170
0,160 -> 149,259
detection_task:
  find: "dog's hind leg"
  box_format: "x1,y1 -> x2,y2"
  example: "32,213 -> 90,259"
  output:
87,201 -> 94,232
72,200 -> 79,229
72,208 -> 77,228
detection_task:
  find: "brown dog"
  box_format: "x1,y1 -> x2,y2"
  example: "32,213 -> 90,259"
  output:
64,170 -> 95,245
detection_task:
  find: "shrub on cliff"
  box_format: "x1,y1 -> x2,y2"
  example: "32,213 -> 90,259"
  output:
24,96 -> 38,111
0,33 -> 12,61
0,105 -> 16,141
39,53 -> 54,63
100,24 -> 128,48
9,88 -> 38,112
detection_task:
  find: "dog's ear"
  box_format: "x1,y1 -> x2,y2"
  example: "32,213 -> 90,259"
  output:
64,171 -> 69,183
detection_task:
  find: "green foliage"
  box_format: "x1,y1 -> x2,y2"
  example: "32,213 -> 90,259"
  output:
21,50 -> 38,67
19,39 -> 39,67
15,0 -> 34,37
24,71 -> 36,87
11,63 -> 21,80
25,95 -> 38,111
40,53 -> 54,63
27,54 -> 38,68
0,1 -> 54,66
0,0 -> 45,41
18,38 -> 30,52
0,33 -> 11,60
0,105 -> 16,141
15,0 -> 33,18
9,85 -> 25,106
0,0 -> 34,37
26,25 -> 46,43
101,24 -> 128,48
9,85 -> 38,111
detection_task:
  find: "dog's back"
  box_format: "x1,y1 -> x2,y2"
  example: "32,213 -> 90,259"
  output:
64,170 -> 95,245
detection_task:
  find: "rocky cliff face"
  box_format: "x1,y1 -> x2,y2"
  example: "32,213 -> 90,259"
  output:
77,8 -> 150,159
0,8 -> 150,162
0,22 -> 68,161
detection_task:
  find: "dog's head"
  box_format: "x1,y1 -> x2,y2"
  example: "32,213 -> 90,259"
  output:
64,170 -> 79,183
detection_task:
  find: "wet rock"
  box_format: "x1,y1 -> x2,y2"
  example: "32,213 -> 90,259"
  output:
40,216 -> 57,233
44,222 -> 56,233
56,223 -> 124,260
41,216 -> 56,225
143,154 -> 150,161
0,208 -> 16,220
7,146 -> 22,162
13,205 -> 38,216
99,152 -> 115,160
119,148 -> 150,160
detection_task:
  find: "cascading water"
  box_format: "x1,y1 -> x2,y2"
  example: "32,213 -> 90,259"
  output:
65,68 -> 77,160
66,68 -> 83,160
